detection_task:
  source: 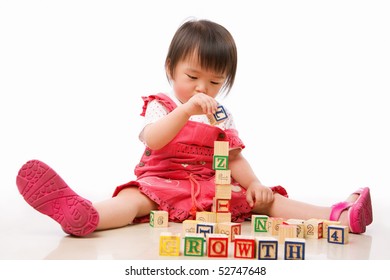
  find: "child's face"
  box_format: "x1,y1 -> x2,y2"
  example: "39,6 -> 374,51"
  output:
169,57 -> 226,103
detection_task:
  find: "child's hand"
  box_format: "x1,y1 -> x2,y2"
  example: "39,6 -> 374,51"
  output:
246,183 -> 274,208
182,93 -> 218,116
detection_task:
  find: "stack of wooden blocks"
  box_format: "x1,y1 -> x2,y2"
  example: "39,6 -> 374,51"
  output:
153,108 -> 351,258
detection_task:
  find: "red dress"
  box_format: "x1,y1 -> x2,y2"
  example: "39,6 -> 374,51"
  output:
113,93 -> 287,223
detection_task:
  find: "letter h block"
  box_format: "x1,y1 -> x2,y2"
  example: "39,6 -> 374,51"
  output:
284,238 -> 305,260
207,234 -> 229,258
256,237 -> 278,260
234,235 -> 256,259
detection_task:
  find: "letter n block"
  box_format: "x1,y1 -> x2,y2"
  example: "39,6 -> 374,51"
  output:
207,234 -> 229,258
251,215 -> 268,234
184,233 -> 205,257
256,236 -> 278,260
234,235 -> 255,259
327,225 -> 349,244
159,232 -> 180,256
284,238 -> 305,260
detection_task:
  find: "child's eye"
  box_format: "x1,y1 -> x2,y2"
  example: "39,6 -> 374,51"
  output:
186,74 -> 197,80
211,81 -> 220,85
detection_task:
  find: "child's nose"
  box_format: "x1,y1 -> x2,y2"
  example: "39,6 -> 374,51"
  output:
195,82 -> 207,94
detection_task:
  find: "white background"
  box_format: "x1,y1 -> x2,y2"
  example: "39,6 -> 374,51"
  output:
1,0 -> 389,254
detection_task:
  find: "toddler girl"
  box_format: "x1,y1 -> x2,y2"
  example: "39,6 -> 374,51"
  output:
16,19 -> 372,237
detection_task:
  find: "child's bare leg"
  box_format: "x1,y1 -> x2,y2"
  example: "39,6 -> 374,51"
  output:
253,193 -> 361,228
94,187 -> 157,230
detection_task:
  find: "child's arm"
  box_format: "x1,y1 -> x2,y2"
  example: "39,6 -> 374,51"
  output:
141,93 -> 218,150
229,149 -> 274,208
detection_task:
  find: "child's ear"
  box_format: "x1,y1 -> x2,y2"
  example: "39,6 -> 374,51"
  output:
165,59 -> 173,80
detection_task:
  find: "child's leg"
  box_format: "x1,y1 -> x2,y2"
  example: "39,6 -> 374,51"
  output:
253,190 -> 370,233
93,187 -> 157,230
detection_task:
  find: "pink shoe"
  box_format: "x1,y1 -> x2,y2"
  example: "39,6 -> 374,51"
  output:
16,160 -> 99,237
329,187 -> 373,234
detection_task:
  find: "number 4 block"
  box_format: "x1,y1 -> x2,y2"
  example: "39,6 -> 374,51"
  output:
327,225 -> 349,244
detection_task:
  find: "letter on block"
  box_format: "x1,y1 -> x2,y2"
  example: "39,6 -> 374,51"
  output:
217,222 -> 241,242
234,235 -> 255,259
184,233 -> 205,256
159,232 -> 180,256
256,237 -> 278,260
268,217 -> 284,235
207,234 -> 229,258
304,219 -> 323,239
213,198 -> 231,213
285,219 -> 305,238
196,211 -> 217,223
252,215 -> 268,233
327,225 -> 349,244
150,210 -> 168,228
215,170 -> 231,184
323,220 -> 341,239
284,238 -> 305,260
182,220 -> 199,235
213,155 -> 229,170
215,184 -> 232,199
208,105 -> 228,125
196,222 -> 216,238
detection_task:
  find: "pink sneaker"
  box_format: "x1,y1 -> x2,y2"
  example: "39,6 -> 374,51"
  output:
16,160 -> 99,237
329,187 -> 373,234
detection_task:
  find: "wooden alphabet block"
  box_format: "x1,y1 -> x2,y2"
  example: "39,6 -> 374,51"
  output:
284,238 -> 305,260
215,184 -> 232,199
267,217 -> 284,235
216,213 -> 232,223
215,170 -> 231,184
182,220 -> 199,235
256,236 -> 278,260
285,219 -> 305,238
323,220 -> 341,239
159,232 -> 181,256
304,218 -> 323,239
251,215 -> 269,234
208,105 -> 228,125
278,224 -> 298,243
196,211 -> 216,223
184,233 -> 205,256
206,234 -> 229,258
217,222 -> 241,242
150,210 -> 168,228
213,155 -> 229,170
234,235 -> 256,259
213,141 -> 229,156
196,222 -> 216,238
212,198 -> 231,213
327,225 -> 349,244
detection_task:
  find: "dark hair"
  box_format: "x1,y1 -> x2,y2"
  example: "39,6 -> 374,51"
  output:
165,19 -> 237,95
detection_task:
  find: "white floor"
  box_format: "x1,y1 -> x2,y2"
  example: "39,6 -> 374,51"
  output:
1,204 -> 389,260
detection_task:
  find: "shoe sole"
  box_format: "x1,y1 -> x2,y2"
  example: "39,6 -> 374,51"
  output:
16,160 -> 99,237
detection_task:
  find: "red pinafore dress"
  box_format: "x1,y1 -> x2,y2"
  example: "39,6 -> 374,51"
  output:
113,93 -> 287,223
